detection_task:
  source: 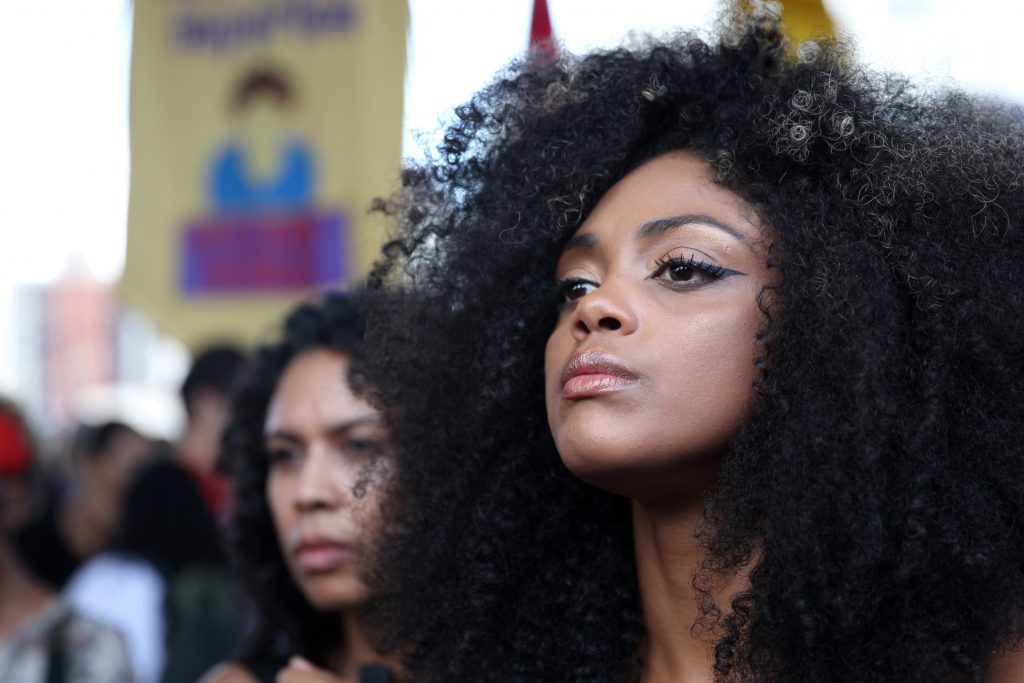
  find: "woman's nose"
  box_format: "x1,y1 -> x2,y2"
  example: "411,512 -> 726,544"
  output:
570,281 -> 638,340
293,446 -> 341,511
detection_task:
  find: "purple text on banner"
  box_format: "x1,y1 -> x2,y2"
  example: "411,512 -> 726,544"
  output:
179,211 -> 346,295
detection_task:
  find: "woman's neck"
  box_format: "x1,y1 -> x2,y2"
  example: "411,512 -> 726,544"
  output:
632,496 -> 747,683
334,610 -> 391,683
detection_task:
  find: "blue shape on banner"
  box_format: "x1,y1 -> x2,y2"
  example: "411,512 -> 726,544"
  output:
179,65 -> 348,295
210,138 -> 315,212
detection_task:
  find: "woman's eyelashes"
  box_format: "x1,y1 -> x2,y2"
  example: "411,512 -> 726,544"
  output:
555,255 -> 744,306
648,254 -> 744,289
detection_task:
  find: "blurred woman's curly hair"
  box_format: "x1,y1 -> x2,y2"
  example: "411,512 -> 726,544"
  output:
223,293 -> 366,667
359,9 -> 1024,683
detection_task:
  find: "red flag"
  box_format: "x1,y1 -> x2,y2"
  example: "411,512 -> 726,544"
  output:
529,0 -> 555,56
0,412 -> 31,477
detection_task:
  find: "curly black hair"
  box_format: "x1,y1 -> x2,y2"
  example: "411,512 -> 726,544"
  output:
358,10 -> 1024,683
222,292 -> 367,667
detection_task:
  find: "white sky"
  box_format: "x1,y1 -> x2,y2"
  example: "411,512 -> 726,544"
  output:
1,0 -> 1021,426
0,0 -> 1022,291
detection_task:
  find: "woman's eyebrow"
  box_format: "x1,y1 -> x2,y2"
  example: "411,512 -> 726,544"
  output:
265,416 -> 380,444
326,416 -> 381,439
636,213 -> 754,251
265,430 -> 301,445
562,232 -> 598,252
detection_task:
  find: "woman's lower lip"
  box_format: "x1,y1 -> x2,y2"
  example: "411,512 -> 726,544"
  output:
561,373 -> 637,398
295,545 -> 355,573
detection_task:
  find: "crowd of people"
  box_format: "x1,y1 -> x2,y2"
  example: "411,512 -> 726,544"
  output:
2,7 -> 1024,683
1,346 -> 246,683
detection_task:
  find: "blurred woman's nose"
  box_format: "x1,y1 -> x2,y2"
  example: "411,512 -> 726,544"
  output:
293,444 -> 340,511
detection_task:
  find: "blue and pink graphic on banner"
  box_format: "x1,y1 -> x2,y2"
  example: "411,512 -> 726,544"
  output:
181,211 -> 345,293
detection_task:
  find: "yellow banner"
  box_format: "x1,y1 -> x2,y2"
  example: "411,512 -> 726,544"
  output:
122,0 -> 407,349
780,0 -> 834,44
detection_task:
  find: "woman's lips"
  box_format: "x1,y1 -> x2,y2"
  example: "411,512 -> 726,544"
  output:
559,350 -> 639,398
293,541 -> 356,573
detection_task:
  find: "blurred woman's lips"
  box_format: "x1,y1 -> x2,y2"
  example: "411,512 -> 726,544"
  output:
293,539 -> 356,573
559,350 -> 639,399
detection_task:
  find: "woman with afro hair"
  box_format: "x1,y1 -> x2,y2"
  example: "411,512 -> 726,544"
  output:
358,7 -> 1024,683
202,293 -> 395,683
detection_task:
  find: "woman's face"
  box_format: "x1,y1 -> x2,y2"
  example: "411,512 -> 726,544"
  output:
544,152 -> 773,503
265,348 -> 388,610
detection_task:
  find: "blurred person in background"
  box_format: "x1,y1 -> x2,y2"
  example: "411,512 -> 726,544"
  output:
202,293 -> 395,683
15,420 -> 154,590
0,399 -> 132,683
65,438 -> 241,683
178,345 -> 248,519
57,343 -> 248,683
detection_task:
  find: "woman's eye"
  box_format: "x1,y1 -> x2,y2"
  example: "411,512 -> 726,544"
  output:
650,256 -> 733,287
267,447 -> 299,467
345,438 -> 384,458
665,261 -> 697,282
556,277 -> 598,304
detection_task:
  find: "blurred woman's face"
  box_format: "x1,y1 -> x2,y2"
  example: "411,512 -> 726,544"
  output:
544,152 -> 773,503
265,348 -> 388,610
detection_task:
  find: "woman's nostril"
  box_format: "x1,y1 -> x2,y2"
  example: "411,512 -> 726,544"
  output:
599,317 -> 621,331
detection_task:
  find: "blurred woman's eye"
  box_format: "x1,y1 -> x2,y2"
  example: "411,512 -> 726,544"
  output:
344,437 -> 385,459
266,446 -> 300,467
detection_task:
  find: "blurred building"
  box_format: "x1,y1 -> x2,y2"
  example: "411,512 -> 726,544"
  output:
12,269 -> 187,447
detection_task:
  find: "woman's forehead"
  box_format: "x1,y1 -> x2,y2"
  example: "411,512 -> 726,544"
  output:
566,152 -> 764,250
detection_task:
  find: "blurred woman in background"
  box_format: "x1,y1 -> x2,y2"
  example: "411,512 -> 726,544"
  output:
15,421 -> 154,592
0,399 -> 131,683
203,292 -> 395,683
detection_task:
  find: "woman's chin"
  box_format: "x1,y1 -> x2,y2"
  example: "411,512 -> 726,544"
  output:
558,440 -> 724,503
301,578 -> 369,613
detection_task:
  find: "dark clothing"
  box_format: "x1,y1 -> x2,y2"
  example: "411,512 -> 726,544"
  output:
15,496 -> 79,590
236,658 -> 393,683
237,655 -> 288,683
118,459 -> 242,683
120,459 -> 226,575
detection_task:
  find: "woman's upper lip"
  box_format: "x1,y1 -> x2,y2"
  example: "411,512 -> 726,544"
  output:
559,350 -> 638,388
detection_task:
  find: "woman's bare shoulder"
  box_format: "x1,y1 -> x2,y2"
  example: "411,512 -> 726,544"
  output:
197,661 -> 260,683
988,648 -> 1024,682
